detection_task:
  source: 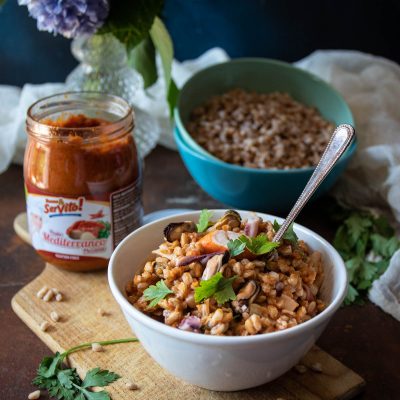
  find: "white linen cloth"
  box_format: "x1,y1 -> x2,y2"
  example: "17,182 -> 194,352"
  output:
1,49 -> 399,320
294,51 -> 400,321
295,50 -> 400,224
369,249 -> 400,321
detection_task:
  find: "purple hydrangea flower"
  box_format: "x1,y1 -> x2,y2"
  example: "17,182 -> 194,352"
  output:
19,0 -> 110,38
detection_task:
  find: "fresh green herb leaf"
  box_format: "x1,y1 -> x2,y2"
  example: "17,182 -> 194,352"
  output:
143,280 -> 173,308
82,368 -> 120,388
344,284 -> 359,305
194,272 -> 237,304
194,273 -> 222,303
196,209 -> 213,232
33,338 -> 138,400
78,387 -> 112,400
373,215 -> 395,237
273,220 -> 299,245
345,214 -> 372,247
40,352 -> 63,378
370,234 -> 400,259
344,257 -> 362,282
57,369 -> 77,389
213,275 -> 237,304
227,238 -> 246,257
331,203 -> 400,304
239,234 -> 280,255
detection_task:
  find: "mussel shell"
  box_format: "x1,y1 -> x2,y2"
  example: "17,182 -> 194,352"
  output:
236,280 -> 260,303
213,210 -> 242,230
163,221 -> 196,242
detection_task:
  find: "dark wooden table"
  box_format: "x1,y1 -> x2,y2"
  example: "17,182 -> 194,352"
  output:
1,146 -> 399,399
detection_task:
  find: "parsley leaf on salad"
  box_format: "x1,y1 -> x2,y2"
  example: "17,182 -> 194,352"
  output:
143,280 -> 173,308
227,234 -> 279,257
240,234 -> 280,255
196,209 -> 213,232
194,272 -> 237,304
273,220 -> 298,245
227,238 -> 246,257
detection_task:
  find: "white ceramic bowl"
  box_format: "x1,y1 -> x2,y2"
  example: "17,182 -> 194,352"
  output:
108,210 -> 347,391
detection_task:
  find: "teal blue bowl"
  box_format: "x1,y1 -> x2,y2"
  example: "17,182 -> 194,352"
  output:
174,58 -> 356,212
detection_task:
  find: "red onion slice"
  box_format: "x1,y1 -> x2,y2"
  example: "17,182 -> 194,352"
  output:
244,215 -> 260,237
178,316 -> 201,332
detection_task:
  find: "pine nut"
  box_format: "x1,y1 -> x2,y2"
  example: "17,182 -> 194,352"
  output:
28,390 -> 41,399
55,293 -> 63,302
43,289 -> 54,302
311,362 -> 323,372
40,321 -> 50,332
36,286 -> 48,299
125,381 -> 139,390
97,308 -> 107,316
50,311 -> 60,322
294,364 -> 307,374
91,342 -> 103,352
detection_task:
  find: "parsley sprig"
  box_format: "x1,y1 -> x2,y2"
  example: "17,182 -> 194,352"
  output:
227,234 -> 280,257
194,272 -> 237,304
273,220 -> 299,245
33,338 -> 139,400
196,209 -> 213,233
331,207 -> 400,304
143,280 -> 173,308
227,238 -> 246,257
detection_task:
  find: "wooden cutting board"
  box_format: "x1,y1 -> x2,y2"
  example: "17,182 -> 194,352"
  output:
12,214 -> 365,400
12,265 -> 366,400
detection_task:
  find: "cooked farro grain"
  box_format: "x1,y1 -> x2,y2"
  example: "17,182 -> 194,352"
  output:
126,210 -> 325,336
187,89 -> 334,169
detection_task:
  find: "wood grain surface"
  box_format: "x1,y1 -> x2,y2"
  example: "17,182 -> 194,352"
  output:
3,149 -> 400,399
12,263 -> 365,400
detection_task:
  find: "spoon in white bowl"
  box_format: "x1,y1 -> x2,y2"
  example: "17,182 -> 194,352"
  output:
273,124 -> 355,242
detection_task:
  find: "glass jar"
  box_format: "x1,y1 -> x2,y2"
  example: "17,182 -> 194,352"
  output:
66,34 -> 161,158
24,92 -> 143,272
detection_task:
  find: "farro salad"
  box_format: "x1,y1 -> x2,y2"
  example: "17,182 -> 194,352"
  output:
125,210 -> 325,336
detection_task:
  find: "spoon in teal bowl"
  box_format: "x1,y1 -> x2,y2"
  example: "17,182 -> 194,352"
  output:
273,124 -> 355,242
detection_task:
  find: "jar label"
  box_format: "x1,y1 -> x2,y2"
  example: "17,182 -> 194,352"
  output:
26,183 -> 142,261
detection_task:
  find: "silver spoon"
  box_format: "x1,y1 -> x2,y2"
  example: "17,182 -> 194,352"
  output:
273,124 -> 355,242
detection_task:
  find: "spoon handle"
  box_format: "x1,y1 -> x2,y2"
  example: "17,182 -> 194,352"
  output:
273,124 -> 355,242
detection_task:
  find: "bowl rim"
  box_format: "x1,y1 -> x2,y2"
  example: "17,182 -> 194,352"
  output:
108,209 -> 348,345
174,57 -> 357,174
174,126 -> 357,175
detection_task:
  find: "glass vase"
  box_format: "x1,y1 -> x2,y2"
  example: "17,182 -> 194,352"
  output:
66,34 -> 159,158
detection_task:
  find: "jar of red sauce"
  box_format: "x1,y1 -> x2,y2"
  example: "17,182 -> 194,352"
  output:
24,92 -> 143,271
